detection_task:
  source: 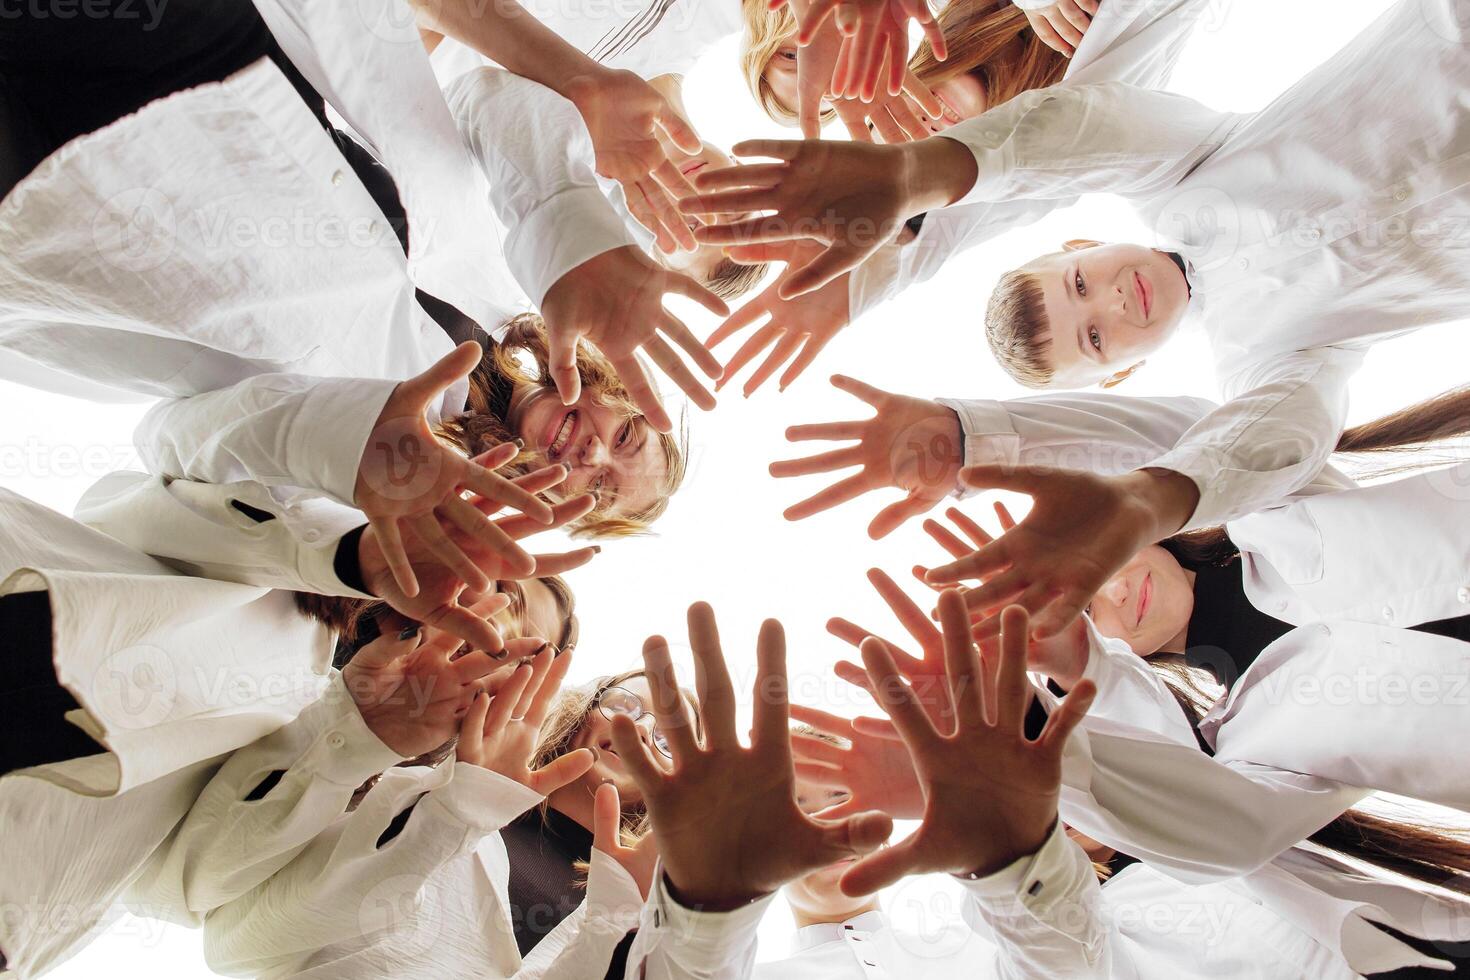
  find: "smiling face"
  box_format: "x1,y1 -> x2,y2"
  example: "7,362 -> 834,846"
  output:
1086,545 -> 1196,655
651,134 -> 743,282
784,777 -> 873,914
1023,242 -> 1191,387
509,386 -> 669,520
927,72 -> 987,133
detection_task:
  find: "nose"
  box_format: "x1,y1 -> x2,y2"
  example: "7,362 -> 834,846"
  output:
1099,576 -> 1129,608
1110,283 -> 1128,316
577,433 -> 610,468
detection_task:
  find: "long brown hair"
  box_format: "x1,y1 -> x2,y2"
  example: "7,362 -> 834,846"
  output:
1151,660 -> 1470,894
909,0 -> 1067,108
1165,384 -> 1470,561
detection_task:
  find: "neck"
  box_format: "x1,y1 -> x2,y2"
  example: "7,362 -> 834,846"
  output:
546,781 -> 598,834
1157,567 -> 1197,654
791,898 -> 882,930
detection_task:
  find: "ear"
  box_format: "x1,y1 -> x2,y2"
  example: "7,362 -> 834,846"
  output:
1063,239 -> 1103,253
1099,361 -> 1145,388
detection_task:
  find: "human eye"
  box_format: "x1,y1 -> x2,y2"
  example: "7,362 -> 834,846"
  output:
1088,326 -> 1103,354
616,420 -> 634,450
1075,270 -> 1087,296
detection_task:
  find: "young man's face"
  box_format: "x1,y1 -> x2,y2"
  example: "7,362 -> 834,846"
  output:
1025,242 -> 1191,388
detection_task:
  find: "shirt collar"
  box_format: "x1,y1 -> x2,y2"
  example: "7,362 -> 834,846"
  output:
792,910 -> 889,952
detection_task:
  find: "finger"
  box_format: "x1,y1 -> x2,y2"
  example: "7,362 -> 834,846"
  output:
642,335 -> 717,413
884,23 -> 906,97
994,605 -> 1033,732
458,466 -> 556,531
448,648 -> 512,688
723,241 -> 804,265
1032,586 -> 1095,639
937,589 -> 984,729
860,636 -> 937,746
783,472 -> 877,522
408,512 -> 493,594
952,567 -> 1028,617
780,244 -> 869,299
926,539 -> 1012,587
742,332 -> 803,398
751,618 -> 792,757
850,713 -> 902,739
651,157 -> 699,203
1038,679 -> 1096,755
396,341 -> 482,413
900,68 -> 944,118
839,836 -> 924,896
796,0 -> 840,42
729,139 -> 808,162
610,353 -> 673,434
828,373 -> 887,406
656,98 -> 703,154
489,490 -> 594,541
659,293 -> 729,361
442,495 -> 534,575
350,625 -> 422,670
868,492 -> 940,540
833,99 -> 875,143
457,690 -> 491,761
1031,17 -> 1074,57
592,781 -> 623,851
1055,2 -> 1089,39
946,506 -> 996,549
868,104 -> 907,145
513,646 -> 558,721
624,184 -> 679,254
423,604 -> 506,655
994,500 -> 1018,531
778,331 -> 833,392
922,517 -> 974,560
609,713 -> 668,793
787,702 -> 858,739
790,733 -> 846,768
547,327 -> 582,408
706,295 -> 771,352
526,546 -> 599,577
685,602 -> 737,749
720,323 -> 784,390
887,93 -> 930,143
781,420 -> 865,444
916,10 -> 947,61
794,760 -> 851,787
832,657 -> 878,699
640,177 -> 697,253
642,634 -> 700,759
371,517 -> 419,598
911,563 -> 946,593
866,568 -> 940,655
1075,0 -> 1099,12
689,162 -> 790,193
528,747 -> 597,796
685,206 -> 795,236
767,445 -> 862,478
485,663 -> 533,733
817,809 -> 894,865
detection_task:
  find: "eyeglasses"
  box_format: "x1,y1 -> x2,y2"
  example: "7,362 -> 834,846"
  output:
594,685 -> 672,758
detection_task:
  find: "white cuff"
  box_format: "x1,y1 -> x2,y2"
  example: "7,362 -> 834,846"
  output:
637,866 -> 775,961
957,821 -> 1085,908
286,377 -> 400,509
585,849 -> 646,935
934,397 -> 1021,498
431,761 -> 545,832
505,187 -> 639,308
306,673 -> 407,787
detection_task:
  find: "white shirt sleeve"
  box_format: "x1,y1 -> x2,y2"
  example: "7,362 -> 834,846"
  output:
958,822 -> 1110,979
205,761 -> 544,977
517,851 -> 644,980
621,870 -> 773,980
134,373 -> 399,511
1059,712 -> 1369,883
1149,346 -> 1365,528
1070,618 -> 1200,747
942,82 -> 1237,208
444,67 -> 640,309
140,671 -> 403,916
73,471 -> 373,599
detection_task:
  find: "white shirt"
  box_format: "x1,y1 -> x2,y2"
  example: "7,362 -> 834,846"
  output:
941,0 -> 1470,527
850,0 -> 1212,320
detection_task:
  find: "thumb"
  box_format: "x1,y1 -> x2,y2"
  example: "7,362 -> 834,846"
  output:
656,99 -> 703,155
529,747 -> 596,797
957,463 -> 1051,496
780,246 -> 863,299
398,341 -> 482,412
592,780 -> 623,852
838,835 -> 921,896
815,808 -> 893,861
545,324 -> 582,407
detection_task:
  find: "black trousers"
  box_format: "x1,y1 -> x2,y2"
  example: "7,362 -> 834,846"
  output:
0,591 -> 103,774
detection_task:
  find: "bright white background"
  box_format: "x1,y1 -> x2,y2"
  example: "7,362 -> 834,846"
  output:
7,0 -> 1466,975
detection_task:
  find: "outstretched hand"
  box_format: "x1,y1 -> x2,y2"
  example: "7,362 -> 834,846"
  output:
607,602 -> 893,909
839,598 -> 1095,895
780,0 -> 946,111
770,375 -> 963,537
1020,0 -> 1098,57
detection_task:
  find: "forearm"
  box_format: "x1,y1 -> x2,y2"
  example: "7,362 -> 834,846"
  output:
901,136 -> 980,215
412,0 -> 603,97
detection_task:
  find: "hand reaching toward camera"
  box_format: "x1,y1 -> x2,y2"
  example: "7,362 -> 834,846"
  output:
1019,0 -> 1098,57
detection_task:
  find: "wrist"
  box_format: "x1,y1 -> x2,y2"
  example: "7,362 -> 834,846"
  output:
1124,468 -> 1201,540
904,138 -> 980,214
663,871 -> 770,913
563,66 -> 617,111
955,816 -> 1056,880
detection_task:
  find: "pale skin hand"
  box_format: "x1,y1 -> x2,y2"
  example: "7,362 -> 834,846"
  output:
344,600 -> 537,760
1021,0 -> 1099,58
358,472 -> 599,652
592,782 -> 660,899
456,647 -> 597,796
914,501 -> 1090,687
839,599 -> 1096,894
789,702 -> 926,820
924,464 -> 1201,637
833,70 -> 944,144
607,602 -> 894,910
682,136 -> 977,297
540,245 -> 728,433
769,375 -> 963,538
705,240 -> 852,397
781,0 -> 947,108
355,342 -> 555,599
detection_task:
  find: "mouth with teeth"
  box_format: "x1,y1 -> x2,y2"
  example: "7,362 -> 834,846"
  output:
545,409 -> 578,461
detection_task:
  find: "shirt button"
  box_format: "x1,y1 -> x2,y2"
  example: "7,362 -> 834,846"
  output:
1303,227 -> 1321,242
331,170 -> 344,187
1394,188 -> 1409,202
327,732 -> 347,749
1236,257 -> 1249,270
1457,587 -> 1469,604
1382,605 -> 1395,622
304,529 -> 321,543
1276,600 -> 1288,613
1318,624 -> 1332,639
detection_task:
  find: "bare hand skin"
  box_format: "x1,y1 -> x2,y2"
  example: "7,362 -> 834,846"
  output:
832,70 -> 944,144
839,599 -> 1095,894
1020,0 -> 1099,57
681,136 -> 977,297
540,245 -> 727,432
924,465 -> 1201,637
770,375 -> 963,538
706,240 -> 851,396
358,473 -> 598,652
592,782 -> 660,899
607,602 -> 893,910
780,0 -> 947,115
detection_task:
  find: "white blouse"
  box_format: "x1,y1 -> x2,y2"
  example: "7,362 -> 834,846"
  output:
939,0 -> 1470,528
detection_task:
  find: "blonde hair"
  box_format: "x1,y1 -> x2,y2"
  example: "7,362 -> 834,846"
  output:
439,314 -> 689,537
984,268 -> 1054,388
741,0 -> 1065,127
706,254 -> 770,301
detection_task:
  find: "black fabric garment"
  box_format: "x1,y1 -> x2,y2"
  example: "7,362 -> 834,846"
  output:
1368,923 -> 1470,978
502,808 -> 636,979
0,591 -> 104,774
1164,249 -> 1191,296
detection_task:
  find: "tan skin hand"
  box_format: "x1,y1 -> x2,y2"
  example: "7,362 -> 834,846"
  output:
838,599 -> 1095,894
606,602 -> 894,910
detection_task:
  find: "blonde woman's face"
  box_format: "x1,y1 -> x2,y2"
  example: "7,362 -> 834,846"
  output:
785,776 -> 868,911
511,385 -> 669,518
516,578 -> 564,648
764,42 -> 801,122
572,677 -> 664,802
